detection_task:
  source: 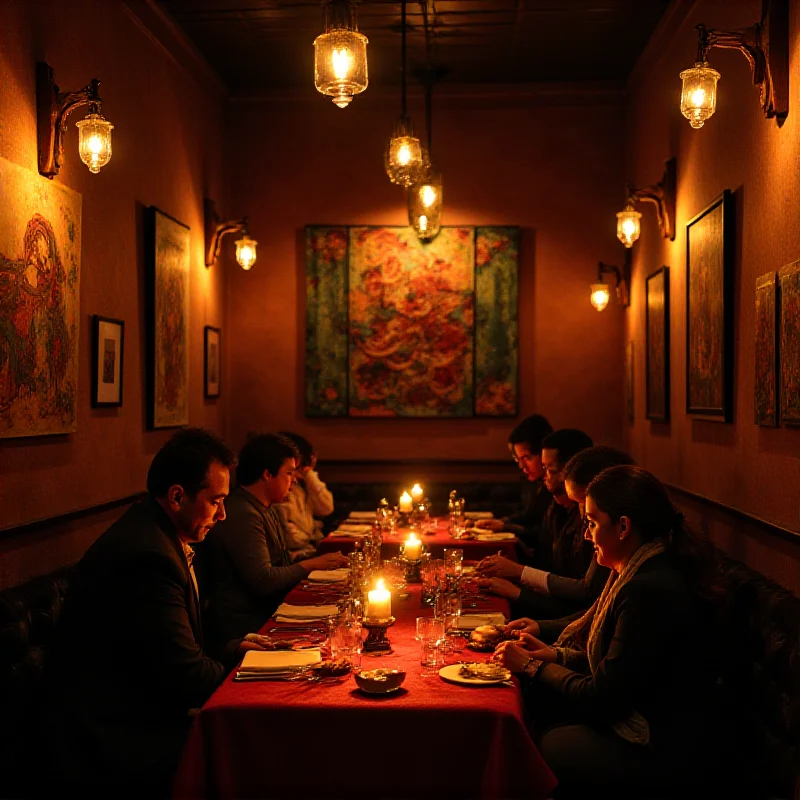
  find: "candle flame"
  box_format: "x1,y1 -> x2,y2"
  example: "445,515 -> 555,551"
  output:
407,533 -> 420,544
376,578 -> 386,591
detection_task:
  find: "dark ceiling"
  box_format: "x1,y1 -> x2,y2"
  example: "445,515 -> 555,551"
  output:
158,1 -> 672,92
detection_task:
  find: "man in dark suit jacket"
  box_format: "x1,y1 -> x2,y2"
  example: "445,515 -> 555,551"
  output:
43,428 -> 269,797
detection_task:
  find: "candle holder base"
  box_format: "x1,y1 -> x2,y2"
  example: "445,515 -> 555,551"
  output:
402,556 -> 422,583
362,617 -> 395,653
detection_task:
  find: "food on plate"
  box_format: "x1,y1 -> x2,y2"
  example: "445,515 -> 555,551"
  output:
458,662 -> 511,681
310,658 -> 352,677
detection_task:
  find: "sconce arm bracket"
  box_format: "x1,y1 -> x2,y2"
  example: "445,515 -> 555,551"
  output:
598,249 -> 632,308
204,198 -> 248,266
631,157 -> 677,241
36,62 -> 102,179
700,0 -> 788,123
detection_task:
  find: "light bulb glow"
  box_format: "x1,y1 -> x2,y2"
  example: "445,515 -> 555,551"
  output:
332,47 -> 352,80
418,215 -> 428,232
616,206 -> 642,248
421,184 -> 437,208
235,235 -> 258,270
590,283 -> 611,312
75,112 -> 113,174
679,61 -> 720,129
397,144 -> 411,165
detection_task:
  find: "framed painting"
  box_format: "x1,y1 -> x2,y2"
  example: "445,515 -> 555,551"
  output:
625,341 -> 634,422
685,190 -> 734,421
145,207 -> 190,429
305,225 -> 519,418
0,155 -> 82,438
646,266 -> 670,422
204,326 -> 221,398
91,316 -> 124,407
779,260 -> 800,426
754,272 -> 778,427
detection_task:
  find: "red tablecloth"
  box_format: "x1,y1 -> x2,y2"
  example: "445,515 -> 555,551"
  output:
319,517 -> 518,561
174,584 -> 556,799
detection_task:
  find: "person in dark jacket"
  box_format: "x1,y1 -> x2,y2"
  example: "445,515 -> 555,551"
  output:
42,428 -> 271,798
202,433 -> 347,649
495,466 -> 718,796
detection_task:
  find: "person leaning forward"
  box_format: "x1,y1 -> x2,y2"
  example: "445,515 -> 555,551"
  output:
41,428 -> 272,798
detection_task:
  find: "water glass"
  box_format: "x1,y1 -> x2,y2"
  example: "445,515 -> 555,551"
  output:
330,617 -> 363,670
416,615 -> 445,641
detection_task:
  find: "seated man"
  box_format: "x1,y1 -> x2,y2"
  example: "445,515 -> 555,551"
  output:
474,413 -> 553,548
481,445 -> 634,621
42,428 -> 271,797
203,433 -> 347,650
276,430 -> 334,562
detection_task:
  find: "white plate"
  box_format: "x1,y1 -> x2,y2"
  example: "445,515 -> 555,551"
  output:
475,533 -> 516,541
438,663 -> 510,686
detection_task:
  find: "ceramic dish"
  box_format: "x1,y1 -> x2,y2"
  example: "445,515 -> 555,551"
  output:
354,668 -> 406,694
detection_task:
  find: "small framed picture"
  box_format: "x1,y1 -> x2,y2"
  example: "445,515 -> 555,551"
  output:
204,326 -> 221,398
91,316 -> 124,408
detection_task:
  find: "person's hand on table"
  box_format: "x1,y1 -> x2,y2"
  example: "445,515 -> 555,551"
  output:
303,552 -> 349,572
493,637 -> 556,672
238,633 -> 274,653
476,554 -> 524,581
505,617 -> 540,637
474,518 -> 505,532
477,577 -> 521,601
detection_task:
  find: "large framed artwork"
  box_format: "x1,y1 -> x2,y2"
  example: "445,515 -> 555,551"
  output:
305,226 -> 519,417
779,259 -> 800,426
145,207 -> 190,429
646,266 -> 670,422
685,190 -> 734,421
0,155 -> 82,438
204,326 -> 221,399
91,315 -> 124,408
754,272 -> 778,427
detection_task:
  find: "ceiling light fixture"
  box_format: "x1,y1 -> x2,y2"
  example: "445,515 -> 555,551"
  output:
680,0 -> 788,129
616,158 -> 677,248
314,0 -> 368,109
204,199 -> 258,271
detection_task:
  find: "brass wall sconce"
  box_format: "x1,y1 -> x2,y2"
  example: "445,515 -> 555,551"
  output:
36,62 -> 114,179
204,199 -> 258,271
679,0 -> 788,128
616,158 -> 676,248
590,251 -> 632,312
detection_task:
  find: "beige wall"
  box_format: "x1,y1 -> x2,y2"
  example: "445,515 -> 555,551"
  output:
624,0 -> 800,588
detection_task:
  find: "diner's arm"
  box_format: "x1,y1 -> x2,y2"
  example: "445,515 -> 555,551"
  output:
305,470 -> 334,517
535,580 -> 678,722
519,557 -> 610,604
537,610 -> 585,643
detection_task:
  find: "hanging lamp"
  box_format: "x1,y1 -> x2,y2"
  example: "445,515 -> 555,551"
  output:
385,0 -> 424,186
313,0 -> 368,109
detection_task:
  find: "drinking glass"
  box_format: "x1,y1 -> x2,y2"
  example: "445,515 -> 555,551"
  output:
330,617 -> 363,670
417,616 -> 447,676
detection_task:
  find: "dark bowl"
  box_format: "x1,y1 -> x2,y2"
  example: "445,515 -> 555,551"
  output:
354,668 -> 406,694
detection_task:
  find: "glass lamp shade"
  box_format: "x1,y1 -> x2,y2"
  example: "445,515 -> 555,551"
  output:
385,117 -> 424,186
408,171 -> 443,242
235,235 -> 257,270
75,112 -> 113,174
590,283 -> 611,312
616,204 -> 642,248
314,29 -> 368,108
679,62 -> 720,129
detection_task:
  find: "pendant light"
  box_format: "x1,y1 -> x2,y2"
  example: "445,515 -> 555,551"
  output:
385,1 -> 424,186
314,1 -> 368,109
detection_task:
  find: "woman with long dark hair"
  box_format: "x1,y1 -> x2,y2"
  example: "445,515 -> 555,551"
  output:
495,465 -> 719,796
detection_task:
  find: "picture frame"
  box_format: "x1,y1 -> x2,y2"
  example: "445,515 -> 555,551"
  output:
779,259 -> 800,426
204,326 -> 221,398
145,206 -> 190,429
685,190 -> 734,421
754,272 -> 778,427
646,266 -> 670,422
91,315 -> 124,408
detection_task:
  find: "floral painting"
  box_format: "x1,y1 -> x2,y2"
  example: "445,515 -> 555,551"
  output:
146,207 -> 190,429
754,272 -> 778,427
305,225 -> 519,417
779,260 -> 800,426
0,156 -> 81,438
686,191 -> 734,421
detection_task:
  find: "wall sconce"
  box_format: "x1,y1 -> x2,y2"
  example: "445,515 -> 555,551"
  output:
204,199 -> 257,271
679,0 -> 788,129
314,0 -> 369,108
616,158 -> 677,248
36,62 -> 113,179
590,252 -> 632,312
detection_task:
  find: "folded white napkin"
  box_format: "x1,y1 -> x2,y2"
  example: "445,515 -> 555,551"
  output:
307,569 -> 349,583
475,532 -> 516,541
456,612 -> 507,630
330,529 -> 370,538
465,511 -> 494,520
275,603 -> 339,619
337,523 -> 373,532
238,649 -> 321,673
347,511 -> 376,520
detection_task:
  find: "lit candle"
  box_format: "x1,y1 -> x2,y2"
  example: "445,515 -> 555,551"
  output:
367,578 -> 392,620
411,483 -> 423,502
399,491 -> 413,513
404,533 -> 422,561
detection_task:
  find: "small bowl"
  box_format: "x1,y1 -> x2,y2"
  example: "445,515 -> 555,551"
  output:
354,668 -> 406,694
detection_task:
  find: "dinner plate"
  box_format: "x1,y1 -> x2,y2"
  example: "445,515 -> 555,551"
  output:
474,533 -> 516,541
438,664 -> 511,686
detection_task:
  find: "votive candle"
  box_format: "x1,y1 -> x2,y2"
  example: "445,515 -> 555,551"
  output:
399,491 -> 413,513
411,483 -> 423,502
404,533 -> 422,561
367,579 -> 392,620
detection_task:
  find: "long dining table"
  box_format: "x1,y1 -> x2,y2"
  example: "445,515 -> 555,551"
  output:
173,577 -> 557,799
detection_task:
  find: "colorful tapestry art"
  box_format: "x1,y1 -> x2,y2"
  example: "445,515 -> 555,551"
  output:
305,226 -> 519,418
0,156 -> 82,438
